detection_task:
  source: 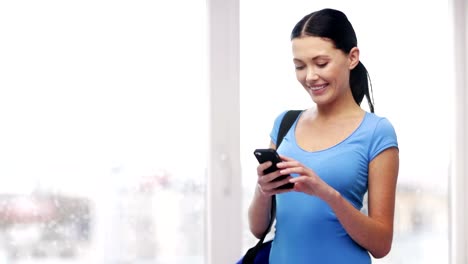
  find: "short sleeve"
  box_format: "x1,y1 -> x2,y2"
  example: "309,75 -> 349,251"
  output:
369,118 -> 399,161
269,110 -> 289,146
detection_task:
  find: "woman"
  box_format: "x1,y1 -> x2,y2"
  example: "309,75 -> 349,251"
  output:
248,8 -> 399,263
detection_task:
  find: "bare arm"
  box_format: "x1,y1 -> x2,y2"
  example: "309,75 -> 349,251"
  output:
324,148 -> 399,258
248,141 -> 293,238
283,147 -> 399,258
247,183 -> 272,238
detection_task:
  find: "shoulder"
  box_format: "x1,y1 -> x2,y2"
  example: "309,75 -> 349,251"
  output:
364,112 -> 398,160
273,110 -> 290,125
270,110 -> 293,131
364,112 -> 397,138
269,110 -> 295,145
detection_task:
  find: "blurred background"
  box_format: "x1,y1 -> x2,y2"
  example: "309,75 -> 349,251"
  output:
0,0 -> 459,263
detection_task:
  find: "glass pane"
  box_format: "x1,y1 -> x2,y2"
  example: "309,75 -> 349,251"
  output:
240,1 -> 450,263
0,1 -> 207,263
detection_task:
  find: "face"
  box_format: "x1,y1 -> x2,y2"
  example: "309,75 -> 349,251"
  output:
292,36 -> 359,108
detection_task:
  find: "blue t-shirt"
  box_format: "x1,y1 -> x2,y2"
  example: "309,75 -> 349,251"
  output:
268,110 -> 398,264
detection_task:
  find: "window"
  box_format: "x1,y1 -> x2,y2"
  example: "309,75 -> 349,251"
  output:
1,1 -> 458,263
0,1 -> 207,263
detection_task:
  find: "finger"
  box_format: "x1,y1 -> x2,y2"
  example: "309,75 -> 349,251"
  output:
257,182 -> 274,195
258,174 -> 292,192
276,160 -> 301,169
264,176 -> 291,190
256,161 -> 272,176
257,183 -> 267,195
288,175 -> 308,183
279,166 -> 307,175
262,183 -> 294,195
270,176 -> 294,190
258,170 -> 283,185
289,177 -> 309,193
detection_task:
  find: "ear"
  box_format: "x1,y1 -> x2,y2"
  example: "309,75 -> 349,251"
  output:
348,47 -> 360,70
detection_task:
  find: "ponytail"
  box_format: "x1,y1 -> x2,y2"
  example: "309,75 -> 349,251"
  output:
350,62 -> 374,113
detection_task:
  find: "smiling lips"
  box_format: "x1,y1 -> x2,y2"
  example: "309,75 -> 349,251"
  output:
308,84 -> 327,94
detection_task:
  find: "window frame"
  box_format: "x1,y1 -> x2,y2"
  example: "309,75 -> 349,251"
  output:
206,0 -> 242,263
449,0 -> 468,263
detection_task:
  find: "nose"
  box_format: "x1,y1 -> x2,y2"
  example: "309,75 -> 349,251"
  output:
305,67 -> 319,83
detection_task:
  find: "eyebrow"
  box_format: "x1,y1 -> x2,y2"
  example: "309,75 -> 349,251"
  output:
293,55 -> 330,63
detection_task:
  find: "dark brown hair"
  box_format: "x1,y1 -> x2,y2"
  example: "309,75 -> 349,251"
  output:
291,8 -> 374,112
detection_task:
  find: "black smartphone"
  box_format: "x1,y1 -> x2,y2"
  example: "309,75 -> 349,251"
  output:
253,148 -> 294,190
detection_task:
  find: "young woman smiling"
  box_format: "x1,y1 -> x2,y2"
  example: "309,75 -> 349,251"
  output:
248,8 -> 399,264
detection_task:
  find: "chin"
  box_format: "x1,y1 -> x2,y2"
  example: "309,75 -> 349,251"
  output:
310,96 -> 330,106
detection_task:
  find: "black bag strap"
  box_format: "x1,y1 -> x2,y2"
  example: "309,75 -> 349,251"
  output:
266,109 -> 302,234
242,109 -> 302,264
264,110 -> 302,235
277,110 -> 303,148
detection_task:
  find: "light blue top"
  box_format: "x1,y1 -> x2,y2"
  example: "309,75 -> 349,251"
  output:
268,110 -> 398,264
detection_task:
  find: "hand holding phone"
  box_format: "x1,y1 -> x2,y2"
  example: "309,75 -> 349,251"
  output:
253,148 -> 294,190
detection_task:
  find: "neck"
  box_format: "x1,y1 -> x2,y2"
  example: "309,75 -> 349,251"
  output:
314,96 -> 363,120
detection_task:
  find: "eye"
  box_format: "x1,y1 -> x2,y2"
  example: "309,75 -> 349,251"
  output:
317,62 -> 328,68
294,65 -> 305,70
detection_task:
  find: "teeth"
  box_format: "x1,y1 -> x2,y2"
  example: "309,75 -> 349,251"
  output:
310,85 -> 326,91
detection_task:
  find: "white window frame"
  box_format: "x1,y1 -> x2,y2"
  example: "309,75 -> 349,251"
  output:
450,0 -> 468,263
206,0 -> 242,263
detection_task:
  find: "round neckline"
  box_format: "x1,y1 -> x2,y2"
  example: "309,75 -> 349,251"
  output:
291,111 -> 369,154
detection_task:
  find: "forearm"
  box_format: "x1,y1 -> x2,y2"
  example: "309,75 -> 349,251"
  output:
248,186 -> 273,239
324,190 -> 393,258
